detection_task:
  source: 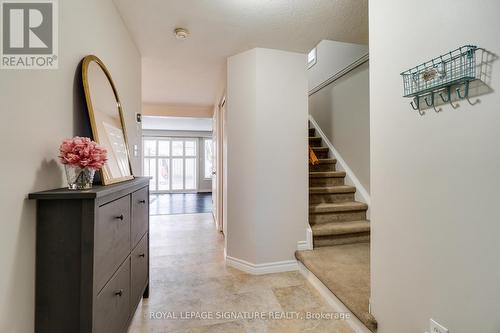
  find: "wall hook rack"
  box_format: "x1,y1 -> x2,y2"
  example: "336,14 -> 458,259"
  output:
401,45 -> 480,115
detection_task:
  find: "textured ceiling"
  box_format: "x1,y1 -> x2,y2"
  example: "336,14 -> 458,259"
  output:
114,0 -> 368,106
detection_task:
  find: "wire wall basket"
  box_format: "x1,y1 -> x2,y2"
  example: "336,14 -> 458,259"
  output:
401,45 -> 479,114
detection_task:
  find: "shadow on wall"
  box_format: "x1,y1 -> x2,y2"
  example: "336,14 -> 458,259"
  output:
73,60 -> 92,138
1,159 -> 62,332
73,60 -> 102,184
414,48 -> 498,115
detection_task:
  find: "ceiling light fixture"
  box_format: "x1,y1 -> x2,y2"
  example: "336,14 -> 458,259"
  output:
174,28 -> 190,40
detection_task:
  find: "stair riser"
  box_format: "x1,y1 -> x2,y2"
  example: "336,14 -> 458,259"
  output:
309,177 -> 344,187
312,150 -> 329,159
313,233 -> 370,247
309,211 -> 367,224
309,163 -> 336,172
309,139 -> 322,147
309,128 -> 315,136
309,193 -> 355,204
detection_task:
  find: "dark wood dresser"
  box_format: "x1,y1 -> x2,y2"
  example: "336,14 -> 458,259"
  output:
29,177 -> 150,333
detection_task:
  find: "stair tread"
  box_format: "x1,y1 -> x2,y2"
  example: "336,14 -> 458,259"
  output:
309,171 -> 346,178
309,185 -> 356,194
315,158 -> 337,164
309,201 -> 368,213
311,220 -> 370,236
309,136 -> 321,140
311,146 -> 328,151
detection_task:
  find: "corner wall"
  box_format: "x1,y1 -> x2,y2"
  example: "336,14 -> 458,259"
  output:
0,0 -> 141,331
370,1 -> 500,332
226,48 -> 308,267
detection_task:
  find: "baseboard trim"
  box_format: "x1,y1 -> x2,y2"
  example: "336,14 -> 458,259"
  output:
298,262 -> 373,333
225,255 -> 298,275
306,225 -> 313,249
297,226 -> 314,250
297,241 -> 308,251
308,115 -> 371,216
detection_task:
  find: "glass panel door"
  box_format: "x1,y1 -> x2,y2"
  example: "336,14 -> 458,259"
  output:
142,137 -> 198,193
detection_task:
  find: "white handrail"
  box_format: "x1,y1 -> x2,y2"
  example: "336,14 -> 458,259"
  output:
308,54 -> 369,96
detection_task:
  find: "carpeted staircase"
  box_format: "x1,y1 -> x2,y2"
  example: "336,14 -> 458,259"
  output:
308,127 -> 371,247
295,125 -> 377,332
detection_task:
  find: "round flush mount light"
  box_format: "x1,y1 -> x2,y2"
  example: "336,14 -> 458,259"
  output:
174,28 -> 190,40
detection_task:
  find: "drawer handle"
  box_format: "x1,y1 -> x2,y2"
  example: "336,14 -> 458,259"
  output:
139,200 -> 146,204
115,215 -> 124,221
114,289 -> 123,297
139,253 -> 145,258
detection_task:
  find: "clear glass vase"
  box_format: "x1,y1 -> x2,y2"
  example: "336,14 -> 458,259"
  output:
65,165 -> 96,190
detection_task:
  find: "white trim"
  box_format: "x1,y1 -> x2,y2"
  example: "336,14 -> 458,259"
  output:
297,241 -> 308,251
225,255 -> 298,275
306,225 -> 313,249
297,225 -> 314,250
197,189 -> 212,193
298,262 -> 373,333
308,115 -> 371,217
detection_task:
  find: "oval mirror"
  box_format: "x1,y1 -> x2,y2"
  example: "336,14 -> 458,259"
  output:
82,55 -> 134,185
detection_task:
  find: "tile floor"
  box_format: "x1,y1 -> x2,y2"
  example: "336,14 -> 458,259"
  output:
128,213 -> 355,333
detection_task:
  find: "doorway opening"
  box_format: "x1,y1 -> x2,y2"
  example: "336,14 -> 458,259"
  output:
141,115 -> 214,216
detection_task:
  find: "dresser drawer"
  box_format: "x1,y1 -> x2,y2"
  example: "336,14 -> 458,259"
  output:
95,195 -> 131,293
94,258 -> 130,333
131,233 -> 149,309
131,187 -> 149,248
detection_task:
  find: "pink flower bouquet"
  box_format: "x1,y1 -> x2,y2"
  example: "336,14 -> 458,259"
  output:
59,137 -> 107,189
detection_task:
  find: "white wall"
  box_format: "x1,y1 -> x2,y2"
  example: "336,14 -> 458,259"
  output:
0,1 -> 141,332
370,1 -> 500,333
309,61 -> 370,193
226,48 -> 308,265
308,40 -> 368,92
142,116 -> 213,132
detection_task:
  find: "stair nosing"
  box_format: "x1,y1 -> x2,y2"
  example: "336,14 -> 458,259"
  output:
309,171 -> 346,178
311,220 -> 371,236
309,201 -> 368,213
309,185 -> 356,194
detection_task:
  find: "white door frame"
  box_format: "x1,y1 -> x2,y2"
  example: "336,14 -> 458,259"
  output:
213,96 -> 226,233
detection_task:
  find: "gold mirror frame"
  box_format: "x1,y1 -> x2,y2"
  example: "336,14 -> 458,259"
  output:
82,55 -> 134,185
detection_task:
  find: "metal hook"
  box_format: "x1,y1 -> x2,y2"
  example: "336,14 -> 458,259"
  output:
456,80 -> 470,99
425,92 -> 442,113
439,87 -> 451,103
410,96 -> 420,110
424,93 -> 434,107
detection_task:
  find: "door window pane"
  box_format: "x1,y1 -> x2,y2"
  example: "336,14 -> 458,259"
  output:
158,140 -> 170,156
158,158 -> 170,191
143,137 -> 199,192
204,139 -> 213,179
172,158 -> 183,190
185,158 -> 196,190
144,140 -> 156,156
185,141 -> 196,156
172,141 -> 183,156
143,158 -> 157,191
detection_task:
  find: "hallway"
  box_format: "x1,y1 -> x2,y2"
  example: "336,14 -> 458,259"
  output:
127,213 -> 355,333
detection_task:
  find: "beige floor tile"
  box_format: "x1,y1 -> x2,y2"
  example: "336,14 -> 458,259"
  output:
128,213 -> 356,333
